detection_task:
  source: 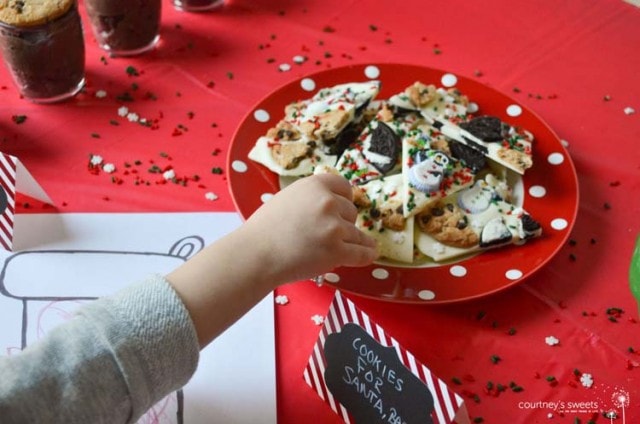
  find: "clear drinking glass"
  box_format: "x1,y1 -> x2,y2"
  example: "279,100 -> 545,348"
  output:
174,0 -> 224,12
0,1 -> 85,103
84,0 -> 162,56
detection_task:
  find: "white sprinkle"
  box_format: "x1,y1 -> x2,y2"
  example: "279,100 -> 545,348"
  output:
274,295 -> 289,305
293,55 -> 307,64
163,169 -> 176,180
624,107 -> 636,115
547,413 -> 554,419
580,373 -> 593,388
545,336 -> 560,346
279,63 -> 291,72
117,106 -> 129,117
90,155 -> 103,166
95,90 -> 107,98
127,112 -> 139,123
310,314 -> 324,325
205,192 -> 218,201
102,163 -> 116,173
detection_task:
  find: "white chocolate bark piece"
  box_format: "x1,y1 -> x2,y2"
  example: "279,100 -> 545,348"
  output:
249,81 -> 382,175
437,120 -> 533,175
389,82 -> 470,125
415,174 -> 541,261
353,174 -> 415,263
334,110 -> 419,185
248,136 -> 337,176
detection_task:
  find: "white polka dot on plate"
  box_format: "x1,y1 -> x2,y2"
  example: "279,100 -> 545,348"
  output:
467,102 -> 479,113
547,152 -> 564,165
300,78 -> 316,92
441,73 -> 457,87
231,160 -> 248,173
528,185 -> 547,198
506,104 -> 522,117
279,63 -> 291,72
551,218 -> 568,231
450,265 -> 467,277
324,273 -> 340,284
254,109 -> 270,123
372,268 -> 389,280
418,290 -> 436,300
364,65 -> 380,79
260,193 -> 274,203
506,269 -> 523,280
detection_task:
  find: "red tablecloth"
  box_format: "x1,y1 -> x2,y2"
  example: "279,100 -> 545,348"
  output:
1,0 -> 639,422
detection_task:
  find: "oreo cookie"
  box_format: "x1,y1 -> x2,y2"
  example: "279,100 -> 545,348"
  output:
521,214 -> 542,239
460,116 -> 508,142
480,217 -> 513,248
324,122 -> 362,156
449,139 -> 486,173
368,122 -> 401,174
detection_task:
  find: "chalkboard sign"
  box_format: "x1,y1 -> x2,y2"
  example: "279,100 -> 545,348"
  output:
324,323 -> 435,424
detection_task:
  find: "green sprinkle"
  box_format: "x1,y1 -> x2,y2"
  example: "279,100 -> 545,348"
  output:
125,65 -> 139,76
11,115 -> 27,124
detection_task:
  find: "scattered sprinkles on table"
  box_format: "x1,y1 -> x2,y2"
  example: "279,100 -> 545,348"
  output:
90,155 -> 103,166
103,163 -> 116,173
11,114 -> 27,124
95,90 -> 107,98
205,192 -> 218,201
623,106 -> 635,115
310,314 -> 324,325
127,112 -> 140,123
274,295 -> 289,305
163,169 -> 176,181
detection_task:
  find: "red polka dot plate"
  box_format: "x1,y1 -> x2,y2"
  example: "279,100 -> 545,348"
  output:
227,63 -> 579,304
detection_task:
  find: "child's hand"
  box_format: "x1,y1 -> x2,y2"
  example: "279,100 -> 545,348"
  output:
240,173 -> 378,285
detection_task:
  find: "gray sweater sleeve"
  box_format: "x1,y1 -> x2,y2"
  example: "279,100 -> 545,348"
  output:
0,274 -> 200,424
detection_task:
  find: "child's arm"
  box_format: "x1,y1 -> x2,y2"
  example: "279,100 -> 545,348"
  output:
0,173 -> 377,423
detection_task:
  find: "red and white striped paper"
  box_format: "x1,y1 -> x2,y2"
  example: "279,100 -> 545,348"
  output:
0,152 -> 52,251
0,153 -> 18,251
305,290 -> 468,424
